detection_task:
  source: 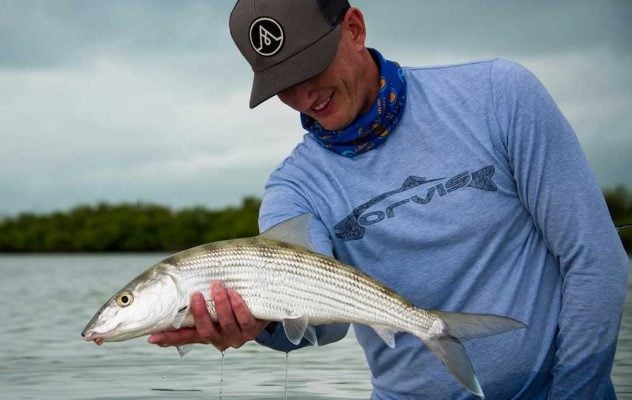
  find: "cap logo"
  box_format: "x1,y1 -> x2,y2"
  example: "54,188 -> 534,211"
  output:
249,17 -> 284,57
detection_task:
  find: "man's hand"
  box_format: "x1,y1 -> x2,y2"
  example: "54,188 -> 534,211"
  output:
148,281 -> 269,351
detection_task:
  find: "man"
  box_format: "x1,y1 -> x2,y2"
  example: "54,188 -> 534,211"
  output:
149,1 -> 629,398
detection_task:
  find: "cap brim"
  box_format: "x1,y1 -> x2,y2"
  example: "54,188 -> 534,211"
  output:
249,25 -> 341,109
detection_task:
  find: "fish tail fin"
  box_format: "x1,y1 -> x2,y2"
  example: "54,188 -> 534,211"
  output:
432,311 -> 527,340
422,334 -> 485,398
420,311 -> 526,399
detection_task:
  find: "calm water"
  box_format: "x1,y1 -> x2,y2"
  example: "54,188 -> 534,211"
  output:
0,254 -> 630,399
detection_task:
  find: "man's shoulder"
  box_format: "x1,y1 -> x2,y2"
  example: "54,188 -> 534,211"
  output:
402,58 -> 539,103
405,58 -> 495,71
269,133 -> 329,178
403,58 -> 528,80
404,57 -> 525,71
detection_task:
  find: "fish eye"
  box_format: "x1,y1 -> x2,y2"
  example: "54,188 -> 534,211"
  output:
116,291 -> 134,307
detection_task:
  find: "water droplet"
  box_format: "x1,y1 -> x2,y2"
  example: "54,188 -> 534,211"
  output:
284,351 -> 289,400
219,350 -> 225,400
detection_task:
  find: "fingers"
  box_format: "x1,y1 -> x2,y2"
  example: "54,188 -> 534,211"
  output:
148,327 -> 202,346
227,288 -> 266,335
190,291 -> 220,343
148,281 -> 269,351
212,282 -> 267,348
148,290 -> 223,348
212,282 -> 240,340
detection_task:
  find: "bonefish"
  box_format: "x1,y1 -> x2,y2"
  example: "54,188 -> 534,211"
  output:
82,213 -> 526,398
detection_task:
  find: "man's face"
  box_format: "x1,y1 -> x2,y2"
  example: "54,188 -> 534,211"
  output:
277,29 -> 375,131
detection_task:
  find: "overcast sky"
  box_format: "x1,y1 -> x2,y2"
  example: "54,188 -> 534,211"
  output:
1,0 -> 630,216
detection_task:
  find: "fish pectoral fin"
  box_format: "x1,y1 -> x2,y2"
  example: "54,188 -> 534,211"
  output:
176,344 -> 193,358
303,325 -> 318,346
258,213 -> 314,251
172,306 -> 188,329
370,324 -> 397,348
281,315 -> 310,345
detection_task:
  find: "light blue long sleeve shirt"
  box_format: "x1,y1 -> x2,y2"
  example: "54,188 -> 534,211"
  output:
256,58 -> 629,399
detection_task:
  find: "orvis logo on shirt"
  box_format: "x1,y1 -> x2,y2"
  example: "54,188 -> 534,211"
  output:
334,165 -> 498,241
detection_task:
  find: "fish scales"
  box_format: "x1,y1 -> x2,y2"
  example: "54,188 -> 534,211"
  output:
162,239 -> 435,333
82,213 -> 526,398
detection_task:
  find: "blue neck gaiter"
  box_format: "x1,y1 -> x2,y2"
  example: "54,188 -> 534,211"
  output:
300,49 -> 407,157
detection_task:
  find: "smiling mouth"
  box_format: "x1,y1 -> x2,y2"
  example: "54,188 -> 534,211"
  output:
312,92 -> 334,113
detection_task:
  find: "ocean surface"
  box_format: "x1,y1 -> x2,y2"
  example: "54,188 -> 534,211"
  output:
0,254 -> 630,399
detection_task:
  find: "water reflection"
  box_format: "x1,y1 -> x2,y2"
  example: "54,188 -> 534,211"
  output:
0,255 -> 629,399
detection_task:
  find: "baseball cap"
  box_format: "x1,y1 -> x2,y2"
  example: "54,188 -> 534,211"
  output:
229,0 -> 350,108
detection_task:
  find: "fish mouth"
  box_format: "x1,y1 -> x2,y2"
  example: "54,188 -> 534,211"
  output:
81,330 -> 107,345
81,321 -> 123,344
81,323 -> 149,344
81,332 -> 105,346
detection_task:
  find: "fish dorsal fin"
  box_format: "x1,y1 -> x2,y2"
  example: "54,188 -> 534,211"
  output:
259,213 -> 314,251
282,315 -> 310,345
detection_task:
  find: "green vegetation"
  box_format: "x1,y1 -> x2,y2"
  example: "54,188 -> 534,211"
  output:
0,197 -> 260,252
0,188 -> 630,253
605,186 -> 632,253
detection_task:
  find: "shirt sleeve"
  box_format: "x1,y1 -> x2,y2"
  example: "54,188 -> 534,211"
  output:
491,58 -> 629,399
254,164 -> 350,352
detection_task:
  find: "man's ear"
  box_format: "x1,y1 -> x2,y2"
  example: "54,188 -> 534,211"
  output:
343,7 -> 367,51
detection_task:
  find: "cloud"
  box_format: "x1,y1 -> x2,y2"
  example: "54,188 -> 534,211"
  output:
521,48 -> 632,188
357,0 -> 632,189
0,1 -> 235,69
0,53 -> 300,213
359,0 -> 631,57
1,1 -> 630,215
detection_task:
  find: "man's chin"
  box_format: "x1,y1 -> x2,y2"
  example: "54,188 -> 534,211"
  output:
314,116 -> 350,131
